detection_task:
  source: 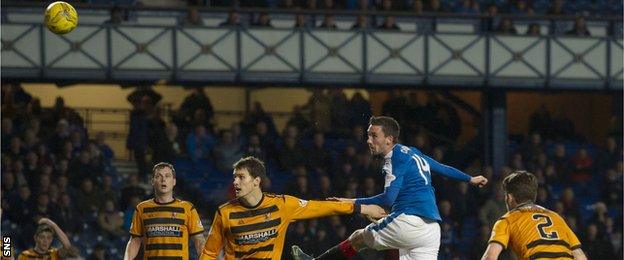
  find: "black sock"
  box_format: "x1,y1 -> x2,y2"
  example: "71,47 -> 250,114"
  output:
315,245 -> 348,260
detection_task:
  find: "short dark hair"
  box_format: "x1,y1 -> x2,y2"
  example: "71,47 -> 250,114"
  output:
502,171 -> 538,204
369,116 -> 400,143
152,162 -> 176,177
233,156 -> 267,181
35,224 -> 54,235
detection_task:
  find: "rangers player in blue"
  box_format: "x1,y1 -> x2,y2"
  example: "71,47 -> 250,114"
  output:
292,116 -> 489,260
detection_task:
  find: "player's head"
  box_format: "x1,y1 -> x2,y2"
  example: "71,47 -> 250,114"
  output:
502,170 -> 538,211
232,156 -> 267,198
367,116 -> 400,156
34,224 -> 54,251
152,162 -> 176,196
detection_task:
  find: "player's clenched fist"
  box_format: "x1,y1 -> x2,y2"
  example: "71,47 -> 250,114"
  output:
360,204 -> 388,220
470,175 -> 488,188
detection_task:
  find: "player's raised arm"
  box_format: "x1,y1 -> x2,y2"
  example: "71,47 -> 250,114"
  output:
354,160 -> 406,207
38,218 -> 72,249
572,248 -> 588,260
481,242 -> 504,260
416,149 -> 488,187
284,195 -> 387,221
201,210 -> 225,259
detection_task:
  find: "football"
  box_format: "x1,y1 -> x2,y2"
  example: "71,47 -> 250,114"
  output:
44,1 -> 78,35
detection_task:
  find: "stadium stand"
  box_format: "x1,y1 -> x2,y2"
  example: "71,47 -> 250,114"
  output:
1,84 -> 621,259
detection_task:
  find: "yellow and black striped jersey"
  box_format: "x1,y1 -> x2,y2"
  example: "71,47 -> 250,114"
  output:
17,248 -> 59,260
201,193 -> 357,260
130,198 -> 204,260
489,203 -> 581,260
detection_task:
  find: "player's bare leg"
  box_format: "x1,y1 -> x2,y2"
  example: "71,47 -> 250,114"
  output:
293,228 -> 368,260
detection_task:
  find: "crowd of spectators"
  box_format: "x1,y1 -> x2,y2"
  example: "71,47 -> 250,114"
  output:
1,84 -> 622,260
1,84 -> 129,258
68,0 -> 622,36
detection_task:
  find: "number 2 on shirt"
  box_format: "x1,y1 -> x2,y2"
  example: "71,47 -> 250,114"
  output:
412,155 -> 431,185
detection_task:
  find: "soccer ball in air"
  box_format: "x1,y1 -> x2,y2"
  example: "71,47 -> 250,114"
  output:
44,1 -> 78,35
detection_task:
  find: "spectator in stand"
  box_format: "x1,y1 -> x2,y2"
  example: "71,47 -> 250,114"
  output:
527,23 -> 542,35
243,133 -> 266,161
179,87 -> 214,133
551,143 -> 569,182
509,0 -> 532,14
103,6 -> 125,24
286,175 -> 316,199
529,105 -> 552,137
186,124 -> 216,163
583,223 -> 616,258
243,102 -> 277,136
127,95 -> 151,179
31,193 -> 60,225
97,198 -> 125,238
294,12 -> 308,28
120,173 -> 146,211
57,192 -> 79,234
559,187 -> 581,220
567,16 -> 591,36
569,148 -> 593,182
278,136 -> 307,171
426,0 -> 444,12
495,18 -> 518,34
351,15 -> 369,29
307,132 -> 331,172
303,89 -> 331,132
412,0 -> 424,13
329,89 -> 350,136
382,90 -> 409,127
548,0 -> 568,15
320,0 -> 336,9
319,14 -> 338,29
454,0 -> 480,14
253,12 -> 273,27
479,183 -> 507,228
602,168 -> 623,209
317,175 -> 335,198
287,106 -> 311,135
213,130 -> 244,174
74,178 -> 101,217
378,16 -> 401,30
179,7 -> 204,26
219,11 -> 241,27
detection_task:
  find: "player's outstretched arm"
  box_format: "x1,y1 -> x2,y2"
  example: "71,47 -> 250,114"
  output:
286,195 -> 387,220
481,242 -> 503,260
572,248 -> 587,260
192,234 -> 206,257
200,211 -> 224,260
38,218 -> 71,249
123,237 -> 142,260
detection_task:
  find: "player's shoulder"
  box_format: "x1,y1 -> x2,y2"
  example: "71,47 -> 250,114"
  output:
19,248 -> 37,256
219,198 -> 240,210
391,144 -> 414,162
264,192 -> 285,199
135,199 -> 155,209
174,199 -> 197,210
506,204 -> 554,219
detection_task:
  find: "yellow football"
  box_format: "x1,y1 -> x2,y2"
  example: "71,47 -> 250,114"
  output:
44,1 -> 78,35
